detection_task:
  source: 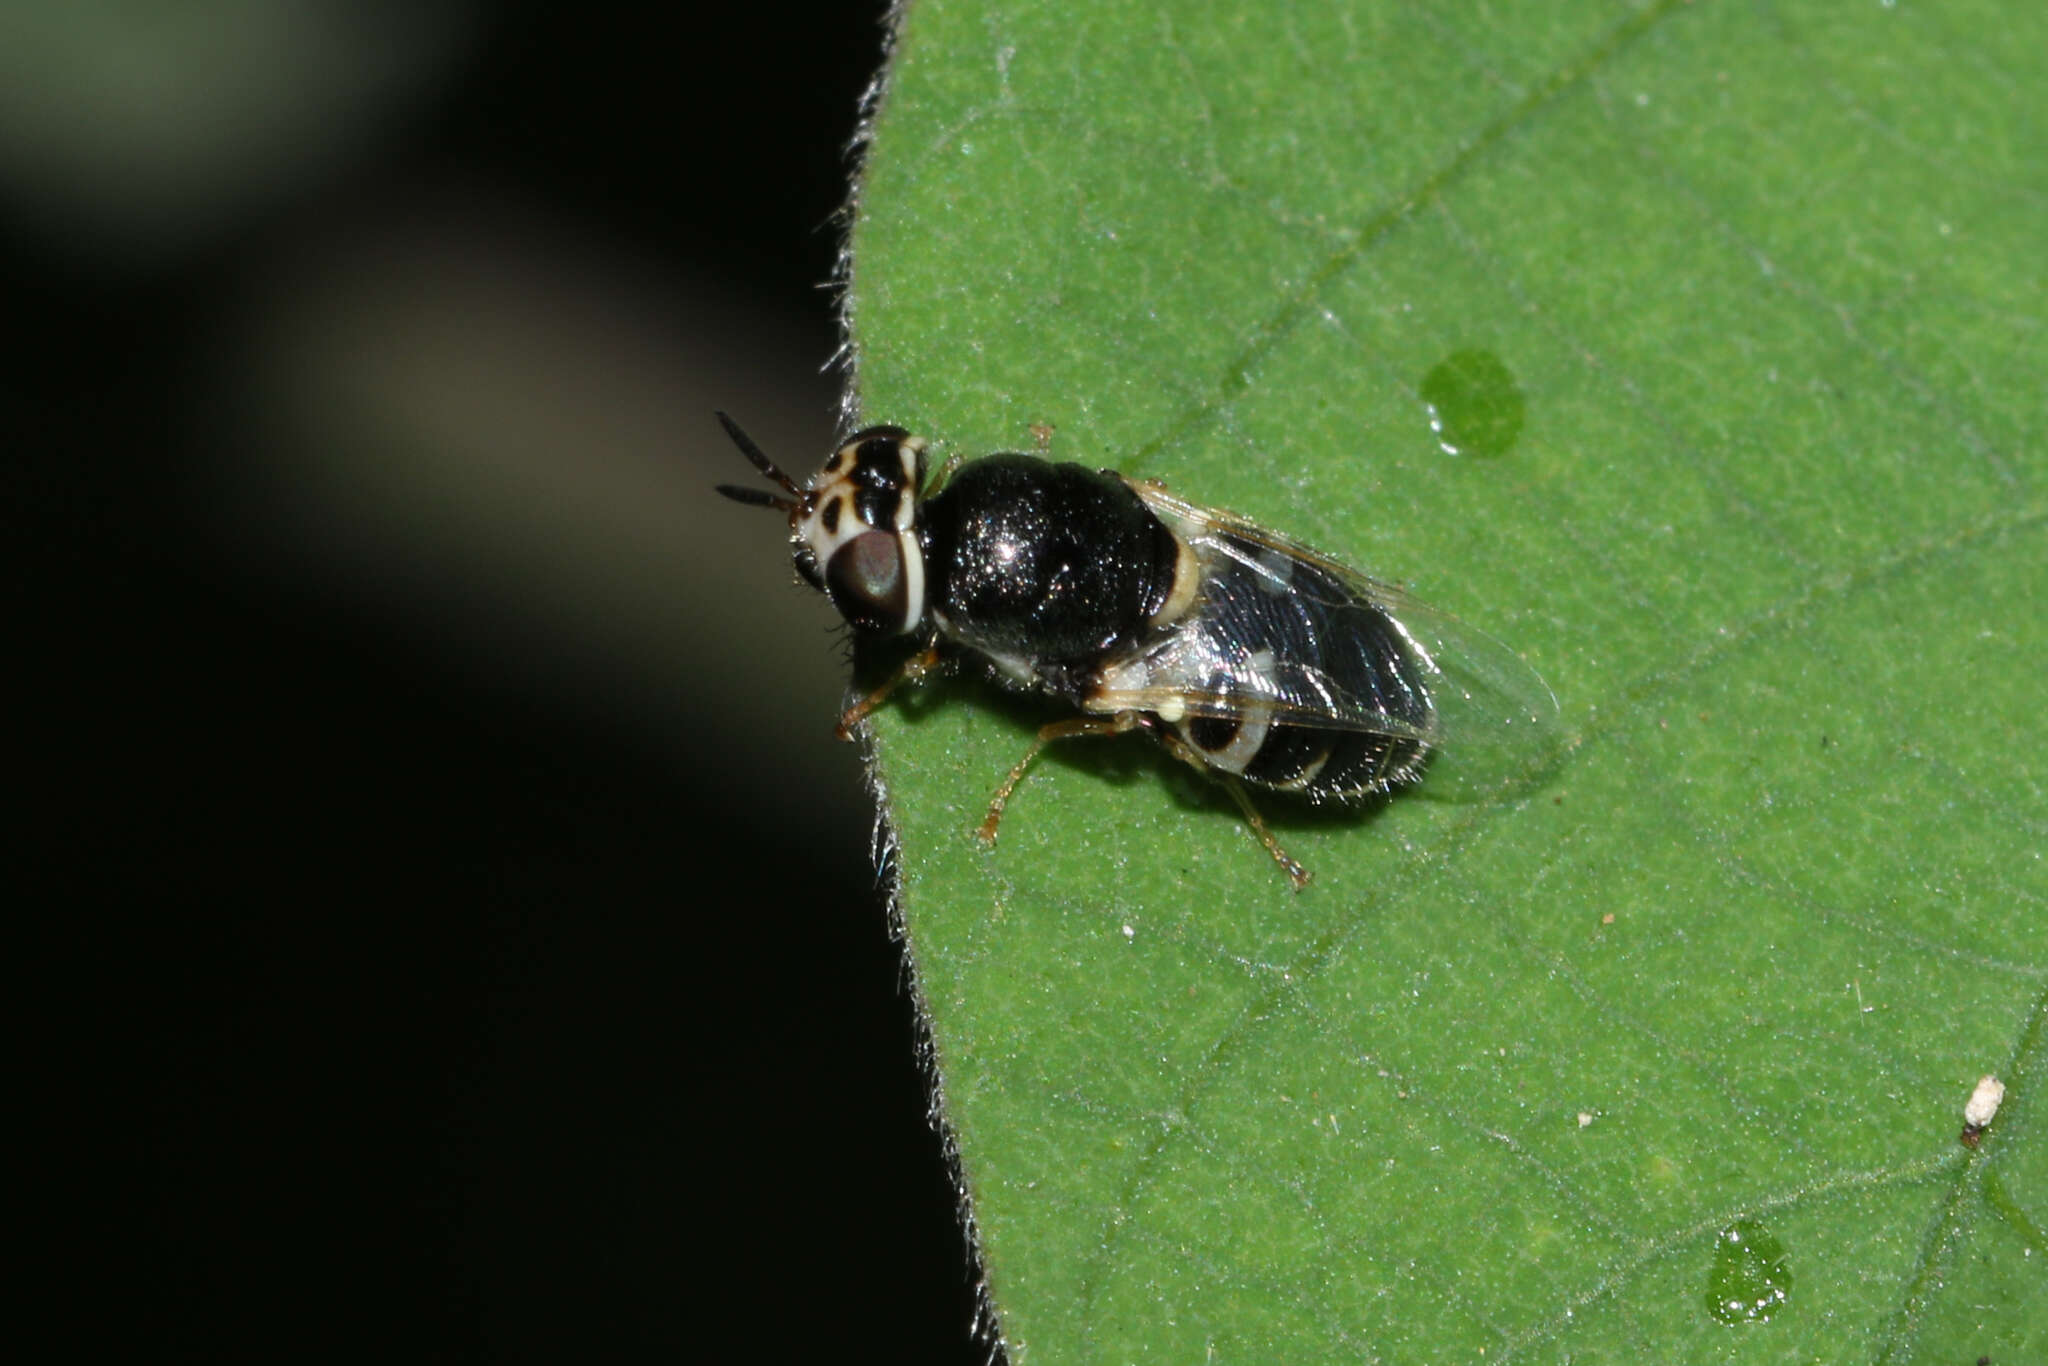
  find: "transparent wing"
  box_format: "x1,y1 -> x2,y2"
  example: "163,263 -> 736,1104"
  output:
1097,482 -> 1561,797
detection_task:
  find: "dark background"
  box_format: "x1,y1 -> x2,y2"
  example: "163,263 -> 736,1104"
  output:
20,4 -> 984,1360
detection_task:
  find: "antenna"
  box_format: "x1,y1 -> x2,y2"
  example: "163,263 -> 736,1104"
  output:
715,483 -> 794,511
713,412 -> 802,506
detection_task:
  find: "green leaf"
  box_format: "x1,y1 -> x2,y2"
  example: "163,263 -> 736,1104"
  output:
845,1 -> 2047,1359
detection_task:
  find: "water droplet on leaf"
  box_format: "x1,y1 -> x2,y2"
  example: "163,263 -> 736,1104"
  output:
1419,349 -> 1525,457
1705,1220 -> 1792,1324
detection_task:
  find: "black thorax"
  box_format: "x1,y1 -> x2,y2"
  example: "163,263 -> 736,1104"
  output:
918,455 -> 1179,698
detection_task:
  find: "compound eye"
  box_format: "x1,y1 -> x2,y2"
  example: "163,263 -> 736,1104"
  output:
824,530 -> 910,633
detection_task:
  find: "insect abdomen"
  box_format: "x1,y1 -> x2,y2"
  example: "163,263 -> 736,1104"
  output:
1167,535 -> 1436,801
1177,704 -> 1428,801
1252,722 -> 1427,799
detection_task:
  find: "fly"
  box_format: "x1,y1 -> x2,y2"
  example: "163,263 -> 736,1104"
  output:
715,414 -> 1556,888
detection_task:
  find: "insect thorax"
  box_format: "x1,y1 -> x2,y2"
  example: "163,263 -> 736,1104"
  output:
918,455 -> 1182,698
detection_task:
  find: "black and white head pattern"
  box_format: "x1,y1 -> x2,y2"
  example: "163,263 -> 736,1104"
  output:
796,426 -> 929,635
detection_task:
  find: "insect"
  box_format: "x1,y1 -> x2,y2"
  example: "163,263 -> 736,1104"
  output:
715,413 -> 1556,888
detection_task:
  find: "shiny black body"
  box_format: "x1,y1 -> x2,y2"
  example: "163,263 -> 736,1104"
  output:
918,456 -> 1180,704
708,413 -> 1555,885
914,453 -> 1433,803
716,413 -> 1557,882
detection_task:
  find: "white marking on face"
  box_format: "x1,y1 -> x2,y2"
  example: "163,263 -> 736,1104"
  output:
796,434 -> 930,622
797,495 -> 862,579
896,530 -> 925,632
893,438 -> 926,530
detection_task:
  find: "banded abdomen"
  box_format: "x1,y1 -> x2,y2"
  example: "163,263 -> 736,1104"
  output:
1089,520 -> 1439,803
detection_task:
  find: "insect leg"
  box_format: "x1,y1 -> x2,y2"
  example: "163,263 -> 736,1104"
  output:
1219,778 -> 1312,891
922,452 -> 965,496
975,711 -> 1144,846
1157,732 -> 1312,891
836,642 -> 945,741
